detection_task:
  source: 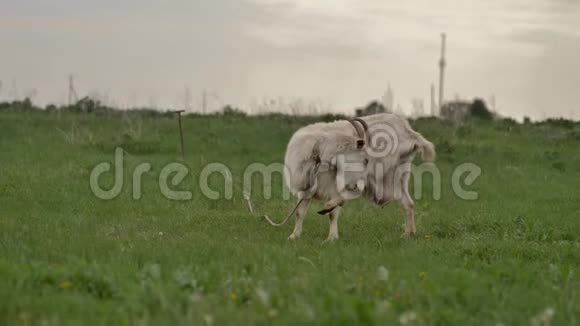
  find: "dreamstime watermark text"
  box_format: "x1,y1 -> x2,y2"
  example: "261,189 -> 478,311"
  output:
89,147 -> 482,202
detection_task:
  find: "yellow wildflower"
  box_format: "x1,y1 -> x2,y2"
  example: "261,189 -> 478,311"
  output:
59,280 -> 73,289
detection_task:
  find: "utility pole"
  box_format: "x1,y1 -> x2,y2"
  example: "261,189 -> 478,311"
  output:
438,33 -> 447,114
183,86 -> 192,112
430,83 -> 436,116
10,78 -> 19,100
173,110 -> 186,160
68,74 -> 78,106
202,90 -> 207,114
490,94 -> 496,113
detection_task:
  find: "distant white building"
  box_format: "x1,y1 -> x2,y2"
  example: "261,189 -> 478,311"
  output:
381,85 -> 394,113
440,100 -> 471,121
411,98 -> 425,117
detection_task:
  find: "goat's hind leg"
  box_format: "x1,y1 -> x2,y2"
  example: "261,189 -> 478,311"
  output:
398,171 -> 416,238
325,206 -> 341,242
317,198 -> 344,215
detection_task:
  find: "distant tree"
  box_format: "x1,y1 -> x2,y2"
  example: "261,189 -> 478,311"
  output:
66,96 -> 114,114
222,105 -> 247,117
355,100 -> 387,117
22,97 -> 34,110
7,97 -> 36,110
469,98 -> 493,120
544,118 -> 575,129
320,113 -> 348,122
365,101 -> 386,114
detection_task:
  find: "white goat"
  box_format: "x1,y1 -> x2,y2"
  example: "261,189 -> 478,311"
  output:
247,113 -> 435,241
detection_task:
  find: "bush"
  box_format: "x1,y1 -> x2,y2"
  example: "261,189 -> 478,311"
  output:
0,98 -> 39,111
355,101 -> 387,117
456,125 -> 472,137
65,96 -> 115,114
469,98 -> 493,120
552,161 -> 566,172
542,118 -> 576,129
566,130 -> 580,141
222,105 -> 247,118
319,113 -> 348,122
494,118 -> 519,132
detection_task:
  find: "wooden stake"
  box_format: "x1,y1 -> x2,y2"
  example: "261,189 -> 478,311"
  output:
173,110 -> 185,159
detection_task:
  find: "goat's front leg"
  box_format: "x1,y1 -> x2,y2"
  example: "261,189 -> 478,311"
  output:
288,199 -> 311,240
400,189 -> 417,238
326,206 -> 341,242
399,198 -> 416,238
399,175 -> 416,238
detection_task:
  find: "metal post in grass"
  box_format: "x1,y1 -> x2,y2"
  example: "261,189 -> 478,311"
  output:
173,110 -> 185,160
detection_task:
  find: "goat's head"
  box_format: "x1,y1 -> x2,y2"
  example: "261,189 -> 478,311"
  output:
329,119 -> 371,199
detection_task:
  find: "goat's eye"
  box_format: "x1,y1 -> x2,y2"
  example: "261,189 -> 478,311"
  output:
363,158 -> 369,166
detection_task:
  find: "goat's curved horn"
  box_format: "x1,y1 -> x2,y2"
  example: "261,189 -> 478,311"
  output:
352,118 -> 369,132
352,117 -> 369,143
347,119 -> 365,140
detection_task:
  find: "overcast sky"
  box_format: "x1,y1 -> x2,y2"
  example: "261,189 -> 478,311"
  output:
0,0 -> 579,119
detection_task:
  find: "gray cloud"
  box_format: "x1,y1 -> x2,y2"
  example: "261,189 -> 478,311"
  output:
0,0 -> 578,119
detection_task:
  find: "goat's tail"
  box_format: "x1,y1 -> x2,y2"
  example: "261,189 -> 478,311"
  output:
411,131 -> 436,162
244,191 -> 303,226
418,136 -> 436,162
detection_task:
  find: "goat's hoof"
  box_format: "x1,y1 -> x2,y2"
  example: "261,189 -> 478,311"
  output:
288,234 -> 299,241
323,234 -> 339,243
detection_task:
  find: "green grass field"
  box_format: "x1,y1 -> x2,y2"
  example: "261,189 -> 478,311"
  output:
1,108 -> 579,325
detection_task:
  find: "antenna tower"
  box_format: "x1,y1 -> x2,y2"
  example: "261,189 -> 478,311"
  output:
68,75 -> 78,105
438,33 -> 447,113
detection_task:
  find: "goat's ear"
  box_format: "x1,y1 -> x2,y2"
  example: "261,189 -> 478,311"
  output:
356,139 -> 365,149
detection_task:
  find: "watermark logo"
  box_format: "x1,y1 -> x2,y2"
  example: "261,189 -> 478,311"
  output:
89,147 -> 482,202
366,123 -> 400,158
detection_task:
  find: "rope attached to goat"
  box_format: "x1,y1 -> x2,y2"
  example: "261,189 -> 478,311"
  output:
244,192 -> 304,226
